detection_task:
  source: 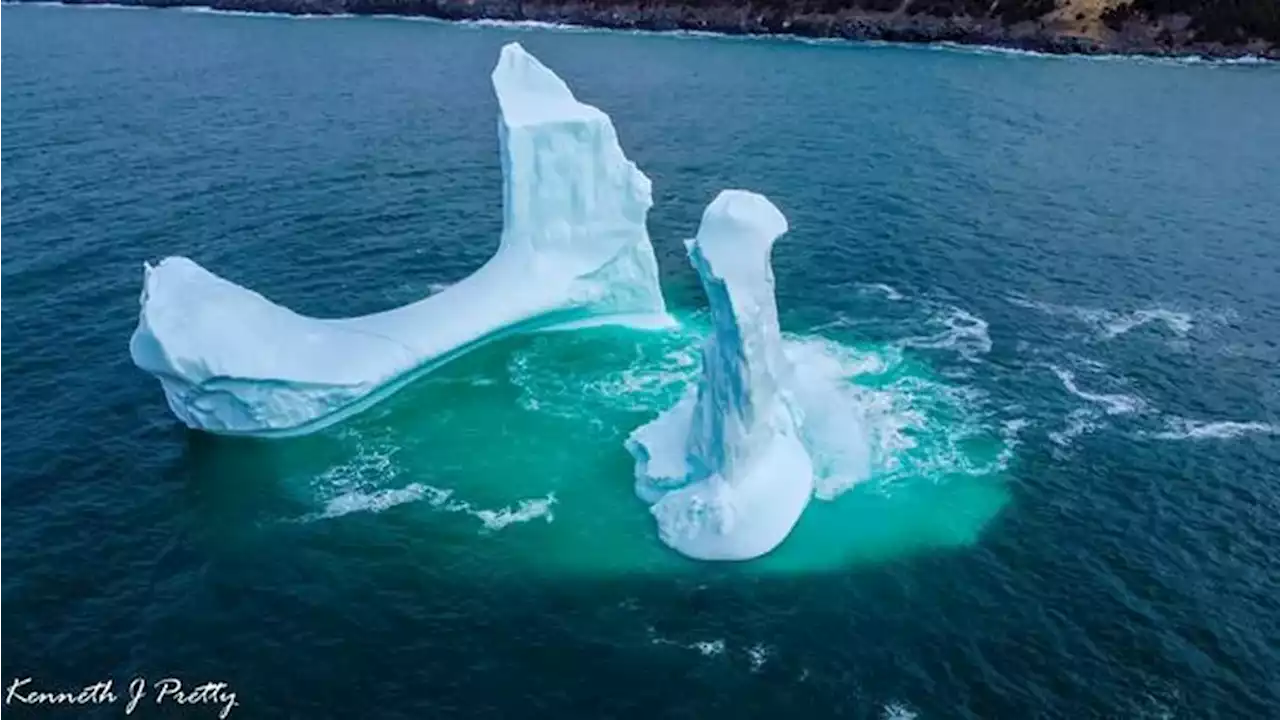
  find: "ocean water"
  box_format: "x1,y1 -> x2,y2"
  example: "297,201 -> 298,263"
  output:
4,4 -> 1280,718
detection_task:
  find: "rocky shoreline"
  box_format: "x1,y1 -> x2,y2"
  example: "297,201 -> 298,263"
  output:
27,0 -> 1280,60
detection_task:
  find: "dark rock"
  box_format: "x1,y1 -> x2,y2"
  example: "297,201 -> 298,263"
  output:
17,0 -> 1278,59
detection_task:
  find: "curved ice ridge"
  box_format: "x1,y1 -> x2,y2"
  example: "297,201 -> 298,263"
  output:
626,190 -> 816,561
130,42 -> 667,436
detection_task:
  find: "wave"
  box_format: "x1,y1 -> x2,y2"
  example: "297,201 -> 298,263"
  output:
857,282 -> 906,301
310,482 -> 451,520
782,333 -> 1010,495
801,298 -> 991,361
296,435 -> 556,528
177,5 -> 336,18
464,17 -> 1277,67
1148,417 -> 1280,441
509,320 -> 1012,502
881,703 -> 920,720
896,306 -> 992,360
15,2 -> 1275,67
648,630 -> 773,671
1045,364 -> 1145,448
459,18 -> 586,33
1049,407 -> 1104,448
1009,296 -> 1196,341
746,643 -> 769,672
996,417 -> 1030,465
1098,309 -> 1194,340
1050,365 -> 1146,416
468,493 -> 557,531
935,41 -> 1274,66
508,328 -> 701,417
648,630 -> 726,656
302,482 -> 556,528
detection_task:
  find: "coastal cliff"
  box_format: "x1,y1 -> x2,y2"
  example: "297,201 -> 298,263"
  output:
38,0 -> 1280,58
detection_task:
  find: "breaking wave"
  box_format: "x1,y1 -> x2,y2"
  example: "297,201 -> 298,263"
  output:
21,2 -> 1274,69
510,313 -> 1015,502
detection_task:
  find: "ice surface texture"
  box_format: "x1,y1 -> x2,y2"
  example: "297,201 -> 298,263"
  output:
130,43 -> 667,437
626,191 -> 815,561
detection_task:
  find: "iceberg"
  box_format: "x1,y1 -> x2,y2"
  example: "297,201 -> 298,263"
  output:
626,190 -> 814,561
130,43 -> 667,437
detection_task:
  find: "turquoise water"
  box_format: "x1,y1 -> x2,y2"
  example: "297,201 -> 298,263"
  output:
4,5 -> 1280,718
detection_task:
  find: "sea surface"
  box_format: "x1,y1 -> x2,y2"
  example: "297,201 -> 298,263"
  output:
4,5 -> 1280,718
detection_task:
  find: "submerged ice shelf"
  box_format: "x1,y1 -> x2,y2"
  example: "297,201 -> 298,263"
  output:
626,191 -> 816,561
130,42 -> 667,437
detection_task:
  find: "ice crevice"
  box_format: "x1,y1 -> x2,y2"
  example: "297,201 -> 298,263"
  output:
130,43 -> 668,437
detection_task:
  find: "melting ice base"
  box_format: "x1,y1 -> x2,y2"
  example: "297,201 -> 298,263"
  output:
624,191 -> 1008,562
178,184 -> 1008,572
189,318 -> 1010,576
627,191 -> 818,561
129,43 -> 666,437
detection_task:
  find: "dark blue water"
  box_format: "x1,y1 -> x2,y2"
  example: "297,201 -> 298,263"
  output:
4,5 -> 1280,718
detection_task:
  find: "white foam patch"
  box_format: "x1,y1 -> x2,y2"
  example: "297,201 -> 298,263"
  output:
309,435 -> 402,496
1009,296 -> 1197,342
298,434 -> 555,529
512,323 -> 1010,502
178,6 -> 332,18
1148,417 -> 1280,441
897,306 -> 992,360
507,328 -> 704,417
858,283 -> 906,301
1050,365 -> 1146,415
648,630 -> 726,657
29,3 -> 1276,68
781,334 -> 1007,497
460,18 -> 583,32
308,483 -> 451,520
782,336 -> 903,499
746,643 -> 770,672
469,493 -> 557,531
996,417 -> 1030,465
303,483 -> 555,530
1100,309 -> 1193,340
588,346 -> 700,407
691,640 -> 725,656
1123,678 -> 1184,720
881,702 -> 920,720
1049,408 -> 1104,448
933,40 -> 1275,66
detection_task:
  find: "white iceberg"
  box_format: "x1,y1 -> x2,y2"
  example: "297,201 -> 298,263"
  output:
130,43 -> 667,437
625,190 -> 814,561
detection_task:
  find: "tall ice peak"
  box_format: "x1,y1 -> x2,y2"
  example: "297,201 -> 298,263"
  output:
492,42 -> 599,127
128,42 -> 667,437
626,190 -> 813,561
